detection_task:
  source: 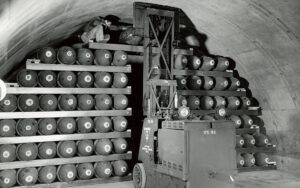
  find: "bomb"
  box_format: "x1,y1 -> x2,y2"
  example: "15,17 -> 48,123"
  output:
236,154 -> 245,167
113,95 -> 128,110
113,73 -> 128,88
57,71 -> 77,88
77,72 -> 94,88
228,77 -> 241,91
175,76 -> 187,90
226,96 -> 241,110
240,97 -> 251,110
187,76 -> 202,90
213,77 -> 229,91
38,118 -> 57,135
229,115 -> 242,128
37,47 -> 56,64
57,117 -> 76,134
77,48 -> 94,65
58,94 -> 77,111
94,161 -> 112,178
77,140 -> 94,156
112,160 -> 128,177
214,96 -> 226,108
77,94 -> 95,110
200,96 -> 214,110
202,76 -> 214,90
112,116 -> 128,132
57,46 -> 76,65
0,144 -> 16,162
57,141 -> 77,158
253,133 -> 269,147
17,143 -> 38,161
17,94 -> 39,112
177,96 -> 187,107
17,168 -> 38,186
214,57 -> 230,71
187,96 -> 200,110
236,135 -> 245,148
188,56 -> 201,70
254,153 -> 269,166
95,139 -> 113,155
57,164 -> 77,182
94,50 -> 112,66
94,72 -> 113,88
0,169 -> 17,188
95,94 -> 112,110
38,142 -> 57,159
16,119 -> 38,136
242,153 -> 255,167
39,94 -> 58,111
199,56 -> 215,71
77,163 -> 95,180
174,55 -> 188,69
0,119 -> 16,137
38,70 -> 57,87
242,134 -> 256,148
38,166 -> 56,184
77,117 -> 94,133
112,138 -> 128,154
240,115 -> 253,128
0,94 -> 17,112
17,69 -> 38,87
94,116 -> 112,133
112,50 -> 128,66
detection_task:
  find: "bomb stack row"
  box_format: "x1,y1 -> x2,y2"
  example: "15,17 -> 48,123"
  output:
0,115 -> 128,137
0,94 -> 129,112
0,160 -> 129,187
0,138 -> 128,162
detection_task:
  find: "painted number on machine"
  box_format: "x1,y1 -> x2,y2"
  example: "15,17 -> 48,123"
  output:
203,129 -> 217,135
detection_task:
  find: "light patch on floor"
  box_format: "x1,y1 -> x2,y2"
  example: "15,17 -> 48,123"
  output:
75,181 -> 134,188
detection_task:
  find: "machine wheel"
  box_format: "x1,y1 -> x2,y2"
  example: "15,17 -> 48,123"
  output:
133,163 -> 146,188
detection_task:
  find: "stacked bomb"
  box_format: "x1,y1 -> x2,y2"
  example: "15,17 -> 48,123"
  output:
0,94 -> 129,112
236,133 -> 272,167
0,116 -> 128,137
175,55 -> 240,91
0,160 -> 129,186
0,138 -> 129,163
0,46 -> 132,187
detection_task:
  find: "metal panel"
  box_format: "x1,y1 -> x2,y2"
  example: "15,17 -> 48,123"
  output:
26,62 -> 132,73
0,153 -> 132,170
0,109 -> 132,119
0,131 -> 131,144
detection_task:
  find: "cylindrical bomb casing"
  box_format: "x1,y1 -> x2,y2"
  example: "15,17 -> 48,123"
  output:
94,72 -> 113,88
77,48 -> 94,65
199,56 -> 215,71
236,154 -> 245,167
37,47 -> 56,64
0,144 -> 16,162
94,49 -> 112,66
57,46 -> 76,65
187,96 -> 200,110
57,164 -> 77,182
38,166 -> 56,184
17,167 -> 38,186
58,94 -> 77,111
57,117 -> 76,134
77,117 -> 94,133
112,116 -> 128,132
202,76 -> 215,90
112,160 -> 128,177
0,94 -> 17,112
17,69 -> 38,87
77,140 -> 94,156
242,134 -> 256,148
228,77 -> 241,91
175,76 -> 187,90
77,72 -> 94,88
16,119 -> 38,136
200,96 -> 214,110
57,71 -> 77,88
213,77 -> 229,91
16,143 -> 38,161
188,56 -> 201,70
112,50 -> 128,66
240,97 -> 251,110
214,96 -> 227,108
236,135 -> 245,148
113,73 -> 128,88
95,94 -> 112,110
39,94 -> 58,111
242,153 -> 256,167
229,115 -> 242,129
17,94 -> 39,112
0,169 -> 17,188
38,70 -> 57,87
113,95 -> 128,110
94,116 -> 112,133
94,161 -> 112,178
254,153 -> 270,166
214,56 -> 230,71
187,76 -> 202,90
77,94 -> 95,110
240,115 -> 253,128
0,119 -> 16,137
174,55 -> 188,69
77,162 -> 95,180
38,118 -> 57,135
57,141 -> 76,158
38,142 -> 57,159
94,139 -> 113,155
226,96 -> 241,110
253,133 -> 270,147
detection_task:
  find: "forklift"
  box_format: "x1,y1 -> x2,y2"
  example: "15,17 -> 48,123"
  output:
131,2 -> 237,188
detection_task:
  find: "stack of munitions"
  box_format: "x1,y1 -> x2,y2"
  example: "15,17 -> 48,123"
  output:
0,45 -> 132,187
173,54 -> 276,172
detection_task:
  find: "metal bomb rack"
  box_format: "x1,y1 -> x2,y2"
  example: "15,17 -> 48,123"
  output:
0,45 -> 134,187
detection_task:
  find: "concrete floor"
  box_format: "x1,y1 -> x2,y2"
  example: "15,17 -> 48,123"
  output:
76,181 -> 134,188
74,171 -> 300,188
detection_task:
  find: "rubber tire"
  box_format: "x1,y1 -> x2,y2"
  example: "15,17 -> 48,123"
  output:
133,163 -> 146,188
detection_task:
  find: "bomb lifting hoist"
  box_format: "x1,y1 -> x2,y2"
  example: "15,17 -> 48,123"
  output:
132,2 -> 236,188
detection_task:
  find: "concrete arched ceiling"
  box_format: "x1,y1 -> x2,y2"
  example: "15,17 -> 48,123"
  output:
0,0 -> 300,174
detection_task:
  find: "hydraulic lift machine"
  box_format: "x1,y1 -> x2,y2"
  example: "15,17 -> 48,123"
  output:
132,3 -> 237,188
